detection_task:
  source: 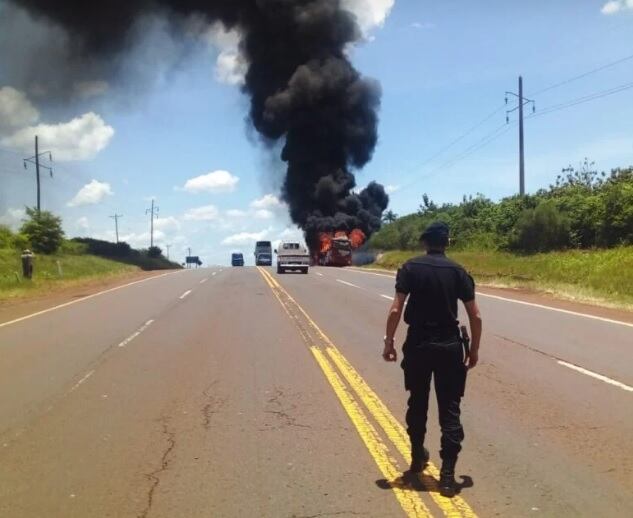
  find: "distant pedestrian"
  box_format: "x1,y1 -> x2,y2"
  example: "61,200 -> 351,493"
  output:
382,221 -> 482,497
21,249 -> 34,279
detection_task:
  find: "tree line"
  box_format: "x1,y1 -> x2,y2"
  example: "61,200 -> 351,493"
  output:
370,162 -> 633,254
0,209 -> 180,270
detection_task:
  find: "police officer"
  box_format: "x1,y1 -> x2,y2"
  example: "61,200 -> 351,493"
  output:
382,221 -> 482,497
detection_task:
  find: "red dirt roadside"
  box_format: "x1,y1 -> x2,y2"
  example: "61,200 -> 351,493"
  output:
0,269 -> 179,324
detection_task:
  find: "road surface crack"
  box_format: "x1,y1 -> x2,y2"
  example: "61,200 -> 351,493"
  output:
262,387 -> 311,430
201,381 -> 225,430
138,417 -> 176,518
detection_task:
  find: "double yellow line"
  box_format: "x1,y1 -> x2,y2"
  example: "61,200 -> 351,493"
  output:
256,267 -> 477,518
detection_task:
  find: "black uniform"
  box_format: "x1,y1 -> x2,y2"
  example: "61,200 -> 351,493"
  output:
396,251 -> 475,463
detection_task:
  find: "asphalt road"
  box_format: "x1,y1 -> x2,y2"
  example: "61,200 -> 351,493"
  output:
0,266 -> 631,517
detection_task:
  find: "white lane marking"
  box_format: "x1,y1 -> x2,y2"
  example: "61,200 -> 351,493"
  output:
343,268 -> 633,329
0,270 -> 182,329
315,272 -> 324,277
200,278 -> 208,284
336,279 -> 361,289
69,370 -> 95,392
118,319 -> 154,348
212,272 -> 217,276
557,360 -> 633,392
179,290 -> 192,300
381,294 -> 394,301
478,293 -> 633,329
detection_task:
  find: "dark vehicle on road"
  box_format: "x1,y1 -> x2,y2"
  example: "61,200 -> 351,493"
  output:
254,241 -> 272,266
231,252 -> 244,266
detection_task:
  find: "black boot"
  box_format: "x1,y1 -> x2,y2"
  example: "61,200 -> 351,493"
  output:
439,458 -> 457,497
409,445 -> 430,473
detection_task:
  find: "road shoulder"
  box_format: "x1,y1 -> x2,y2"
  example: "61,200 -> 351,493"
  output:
0,269 -> 179,325
353,266 -> 633,325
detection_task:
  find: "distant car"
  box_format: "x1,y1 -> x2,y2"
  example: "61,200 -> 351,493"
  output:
254,241 -> 273,266
231,252 -> 244,266
276,241 -> 310,274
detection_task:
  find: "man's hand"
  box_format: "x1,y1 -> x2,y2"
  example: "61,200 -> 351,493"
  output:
465,349 -> 479,369
383,339 -> 397,362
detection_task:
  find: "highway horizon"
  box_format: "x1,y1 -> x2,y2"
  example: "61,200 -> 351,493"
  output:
1,266 -> 631,517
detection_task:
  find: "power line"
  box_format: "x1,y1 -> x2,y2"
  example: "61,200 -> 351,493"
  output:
529,51 -> 633,96
413,105 -> 506,169
398,121 -> 512,189
526,80 -> 633,119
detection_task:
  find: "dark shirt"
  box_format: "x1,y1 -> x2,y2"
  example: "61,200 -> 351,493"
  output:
396,252 -> 475,342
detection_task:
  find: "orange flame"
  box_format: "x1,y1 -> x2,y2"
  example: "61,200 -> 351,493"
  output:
349,229 -> 366,249
318,229 -> 366,252
319,232 -> 333,253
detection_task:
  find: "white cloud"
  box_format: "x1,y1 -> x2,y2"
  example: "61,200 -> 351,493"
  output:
119,230 -> 166,249
221,229 -> 270,247
226,209 -> 247,218
253,209 -> 274,220
73,80 -> 110,98
75,216 -> 90,231
0,87 -> 39,135
154,216 -> 181,231
2,112 -> 115,161
202,22 -> 247,85
216,50 -> 247,86
342,0 -> 395,34
183,205 -> 220,221
67,180 -> 113,207
601,0 -> 633,14
0,208 -> 26,230
182,170 -> 239,193
250,194 -> 284,210
385,184 -> 400,194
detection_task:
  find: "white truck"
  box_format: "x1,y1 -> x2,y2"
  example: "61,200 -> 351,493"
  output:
275,241 -> 310,274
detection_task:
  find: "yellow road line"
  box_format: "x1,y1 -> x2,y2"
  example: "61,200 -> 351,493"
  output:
311,347 -> 432,517
326,347 -> 476,518
257,268 -> 431,517
257,267 -> 478,518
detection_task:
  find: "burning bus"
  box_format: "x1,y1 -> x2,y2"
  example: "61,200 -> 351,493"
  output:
315,229 -> 366,267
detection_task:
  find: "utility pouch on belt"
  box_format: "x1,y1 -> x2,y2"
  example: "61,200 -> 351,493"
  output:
460,325 -> 470,361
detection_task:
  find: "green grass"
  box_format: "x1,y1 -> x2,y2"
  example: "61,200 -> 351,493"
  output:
370,247 -> 633,309
0,248 -> 139,301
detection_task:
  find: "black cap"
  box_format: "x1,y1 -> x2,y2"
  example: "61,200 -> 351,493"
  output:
420,221 -> 450,244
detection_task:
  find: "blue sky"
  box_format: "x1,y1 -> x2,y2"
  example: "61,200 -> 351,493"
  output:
1,0 -> 632,265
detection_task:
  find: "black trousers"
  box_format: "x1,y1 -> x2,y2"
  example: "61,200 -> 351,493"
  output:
401,337 -> 467,461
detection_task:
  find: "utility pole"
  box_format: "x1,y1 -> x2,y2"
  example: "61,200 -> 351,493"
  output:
109,214 -> 123,243
166,244 -> 171,260
145,199 -> 159,248
23,135 -> 53,211
187,247 -> 192,269
506,76 -> 535,196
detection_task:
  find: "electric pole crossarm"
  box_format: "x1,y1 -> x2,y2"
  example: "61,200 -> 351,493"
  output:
109,214 -> 123,244
504,76 -> 537,196
22,135 -> 54,211
145,199 -> 159,248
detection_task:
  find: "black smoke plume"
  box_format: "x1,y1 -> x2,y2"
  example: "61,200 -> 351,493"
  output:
4,0 -> 389,250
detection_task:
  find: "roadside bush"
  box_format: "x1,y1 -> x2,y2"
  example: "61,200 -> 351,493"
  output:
147,245 -> 162,258
59,240 -> 88,255
11,233 -> 31,251
72,238 -> 133,257
369,163 -> 633,253
509,201 -> 570,253
20,208 -> 64,254
0,225 -> 12,248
